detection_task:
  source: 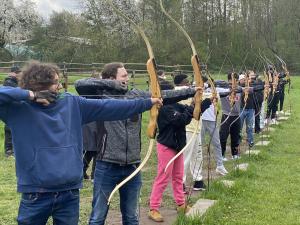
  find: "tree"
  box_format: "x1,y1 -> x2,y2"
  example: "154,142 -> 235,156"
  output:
0,0 -> 39,48
29,11 -> 94,63
6,0 -> 298,73
82,0 -> 142,61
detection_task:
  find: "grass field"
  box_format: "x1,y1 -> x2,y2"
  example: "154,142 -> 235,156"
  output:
0,75 -> 299,225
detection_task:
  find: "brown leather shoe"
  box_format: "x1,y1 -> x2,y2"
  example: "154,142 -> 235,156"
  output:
176,203 -> 191,214
148,209 -> 164,222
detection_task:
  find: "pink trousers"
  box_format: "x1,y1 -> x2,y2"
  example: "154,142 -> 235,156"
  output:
149,143 -> 185,210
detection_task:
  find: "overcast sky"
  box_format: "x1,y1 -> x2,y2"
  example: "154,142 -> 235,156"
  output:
19,0 -> 83,20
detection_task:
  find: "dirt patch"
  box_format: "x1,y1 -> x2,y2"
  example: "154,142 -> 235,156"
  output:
105,207 -> 178,225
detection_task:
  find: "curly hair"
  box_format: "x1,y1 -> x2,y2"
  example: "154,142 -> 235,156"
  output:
19,61 -> 60,91
101,62 -> 124,79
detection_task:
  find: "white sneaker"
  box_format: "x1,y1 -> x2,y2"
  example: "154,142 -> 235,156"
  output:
222,157 -> 228,162
271,119 -> 278,125
232,155 -> 240,160
216,165 -> 228,175
264,119 -> 268,125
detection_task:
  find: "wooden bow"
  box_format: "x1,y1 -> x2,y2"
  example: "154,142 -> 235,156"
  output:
238,72 -> 250,119
263,71 -> 270,101
160,0 -> 204,172
229,72 -> 237,107
274,54 -> 291,112
208,72 -> 218,115
106,0 -> 161,205
275,54 -> 291,93
244,72 -> 250,104
228,72 -> 250,129
219,72 -> 237,127
204,68 -> 218,190
258,52 -> 278,107
272,70 -> 279,95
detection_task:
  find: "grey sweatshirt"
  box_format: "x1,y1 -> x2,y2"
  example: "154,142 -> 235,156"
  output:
75,78 -> 196,164
218,87 -> 242,116
220,93 -> 242,116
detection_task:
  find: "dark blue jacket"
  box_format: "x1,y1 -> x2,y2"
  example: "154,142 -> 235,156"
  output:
0,87 -> 152,193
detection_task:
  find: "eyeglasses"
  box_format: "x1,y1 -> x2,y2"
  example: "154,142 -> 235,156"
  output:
52,77 -> 64,84
51,78 -> 64,90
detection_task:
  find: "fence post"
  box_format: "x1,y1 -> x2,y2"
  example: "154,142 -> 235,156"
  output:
91,63 -> 96,78
63,62 -> 68,92
130,70 -> 136,89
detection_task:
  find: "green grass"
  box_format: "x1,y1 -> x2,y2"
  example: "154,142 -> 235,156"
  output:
174,78 -> 300,225
0,74 -> 8,84
0,75 -> 298,224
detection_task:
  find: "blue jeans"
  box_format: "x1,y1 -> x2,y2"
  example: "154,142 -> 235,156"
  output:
89,161 -> 142,225
240,109 -> 254,144
17,189 -> 80,225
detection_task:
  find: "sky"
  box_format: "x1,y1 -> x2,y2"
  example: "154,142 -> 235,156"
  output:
17,0 -> 83,20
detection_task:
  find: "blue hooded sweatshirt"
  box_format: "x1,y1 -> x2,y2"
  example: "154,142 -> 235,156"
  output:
0,87 -> 152,193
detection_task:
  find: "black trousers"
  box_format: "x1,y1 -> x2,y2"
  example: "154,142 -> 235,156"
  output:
219,114 -> 241,157
83,151 -> 97,179
254,104 -> 262,133
4,125 -> 13,155
279,89 -> 285,111
267,93 -> 280,119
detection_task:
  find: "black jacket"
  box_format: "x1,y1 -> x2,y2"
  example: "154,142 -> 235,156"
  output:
240,82 -> 264,109
252,79 -> 264,110
3,76 -> 18,87
157,103 -> 193,152
278,78 -> 288,92
157,99 -> 211,152
82,121 -> 103,152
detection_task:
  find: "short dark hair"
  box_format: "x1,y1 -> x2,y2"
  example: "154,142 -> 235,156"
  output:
157,70 -> 164,76
101,62 -> 124,79
174,74 -> 188,85
202,76 -> 208,83
11,65 -> 21,73
20,61 -> 60,91
159,80 -> 174,90
227,72 -> 238,81
267,65 -> 273,71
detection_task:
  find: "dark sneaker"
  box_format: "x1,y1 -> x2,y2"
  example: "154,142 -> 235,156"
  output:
5,149 -> 13,157
193,180 -> 206,191
83,173 -> 90,180
249,142 -> 254,148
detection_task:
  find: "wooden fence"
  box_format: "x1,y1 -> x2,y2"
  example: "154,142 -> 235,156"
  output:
0,61 -> 195,91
